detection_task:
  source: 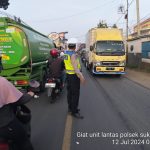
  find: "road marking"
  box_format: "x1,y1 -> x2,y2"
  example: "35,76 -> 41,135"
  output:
62,114 -> 73,150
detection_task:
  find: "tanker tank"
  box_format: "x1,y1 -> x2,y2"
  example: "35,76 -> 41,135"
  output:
0,17 -> 55,91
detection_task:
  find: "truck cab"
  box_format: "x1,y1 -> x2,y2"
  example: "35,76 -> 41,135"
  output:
85,28 -> 126,75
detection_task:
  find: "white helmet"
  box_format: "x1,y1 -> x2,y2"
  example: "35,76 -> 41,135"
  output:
67,38 -> 78,44
67,38 -> 78,50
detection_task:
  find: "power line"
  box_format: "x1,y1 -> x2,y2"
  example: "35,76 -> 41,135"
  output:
110,19 -> 136,25
30,0 -> 118,23
128,0 -> 135,8
140,13 -> 150,22
129,12 -> 150,32
116,15 -> 124,24
115,0 -> 135,25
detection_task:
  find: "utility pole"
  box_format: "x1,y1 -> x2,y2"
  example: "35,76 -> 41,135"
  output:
126,0 -> 129,41
136,0 -> 140,37
125,0 -> 129,53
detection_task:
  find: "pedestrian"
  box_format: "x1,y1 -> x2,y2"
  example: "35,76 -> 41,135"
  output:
0,55 -> 34,150
64,38 -> 85,119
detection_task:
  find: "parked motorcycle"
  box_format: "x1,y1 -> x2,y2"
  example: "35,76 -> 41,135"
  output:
45,78 -> 63,103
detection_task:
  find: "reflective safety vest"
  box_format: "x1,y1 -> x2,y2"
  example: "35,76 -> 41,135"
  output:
64,50 -> 81,74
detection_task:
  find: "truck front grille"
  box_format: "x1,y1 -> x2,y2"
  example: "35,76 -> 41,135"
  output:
101,61 -> 119,66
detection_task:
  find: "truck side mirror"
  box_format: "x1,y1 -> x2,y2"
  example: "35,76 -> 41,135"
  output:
90,46 -> 94,51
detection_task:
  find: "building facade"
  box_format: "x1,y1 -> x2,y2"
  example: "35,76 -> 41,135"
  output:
127,18 -> 150,70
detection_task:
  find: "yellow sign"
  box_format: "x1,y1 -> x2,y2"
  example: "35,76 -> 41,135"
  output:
0,37 -> 12,42
0,34 -> 8,37
1,54 -> 10,60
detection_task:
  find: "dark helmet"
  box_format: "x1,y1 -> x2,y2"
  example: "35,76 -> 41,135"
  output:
50,48 -> 59,58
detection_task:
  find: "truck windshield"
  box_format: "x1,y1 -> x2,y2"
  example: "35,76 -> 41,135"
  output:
96,41 -> 125,55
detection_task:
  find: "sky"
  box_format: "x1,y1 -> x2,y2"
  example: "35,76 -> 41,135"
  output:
0,0 -> 149,42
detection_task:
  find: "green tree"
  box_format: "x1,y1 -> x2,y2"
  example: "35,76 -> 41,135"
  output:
97,21 -> 108,28
112,24 -> 117,28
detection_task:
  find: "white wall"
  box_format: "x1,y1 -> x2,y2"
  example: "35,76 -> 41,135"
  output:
128,39 -> 142,53
128,36 -> 150,53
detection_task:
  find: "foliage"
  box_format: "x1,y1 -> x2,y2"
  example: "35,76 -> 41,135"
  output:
97,21 -> 108,28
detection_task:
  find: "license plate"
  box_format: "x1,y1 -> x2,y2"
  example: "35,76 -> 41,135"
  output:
45,83 -> 56,88
106,67 -> 115,70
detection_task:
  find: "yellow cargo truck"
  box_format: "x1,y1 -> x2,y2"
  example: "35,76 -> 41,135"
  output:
85,27 -> 126,75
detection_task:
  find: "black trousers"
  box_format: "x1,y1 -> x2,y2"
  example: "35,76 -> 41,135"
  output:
67,74 -> 80,114
0,118 -> 33,150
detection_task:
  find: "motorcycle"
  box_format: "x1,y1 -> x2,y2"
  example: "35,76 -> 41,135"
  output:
45,78 -> 63,103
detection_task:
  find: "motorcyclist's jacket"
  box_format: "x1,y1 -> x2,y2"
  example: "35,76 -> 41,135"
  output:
48,57 -> 65,78
64,50 -> 81,74
0,94 -> 32,128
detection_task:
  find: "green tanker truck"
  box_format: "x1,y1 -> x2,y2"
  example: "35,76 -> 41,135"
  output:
0,17 -> 55,91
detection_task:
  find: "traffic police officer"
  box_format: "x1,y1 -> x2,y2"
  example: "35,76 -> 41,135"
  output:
64,38 -> 85,119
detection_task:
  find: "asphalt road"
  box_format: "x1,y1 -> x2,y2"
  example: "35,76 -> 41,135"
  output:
27,66 -> 150,150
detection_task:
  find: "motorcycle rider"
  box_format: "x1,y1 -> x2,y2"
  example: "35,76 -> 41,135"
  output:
48,48 -> 65,100
0,56 -> 34,150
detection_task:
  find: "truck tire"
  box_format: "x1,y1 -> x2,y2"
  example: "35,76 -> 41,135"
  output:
40,71 -> 47,92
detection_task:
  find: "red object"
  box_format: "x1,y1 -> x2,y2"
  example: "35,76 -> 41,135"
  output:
15,80 -> 28,85
50,48 -> 59,57
0,143 -> 9,150
48,79 -> 53,83
48,78 -> 55,83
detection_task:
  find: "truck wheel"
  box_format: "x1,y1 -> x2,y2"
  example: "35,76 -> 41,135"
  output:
40,71 -> 47,92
